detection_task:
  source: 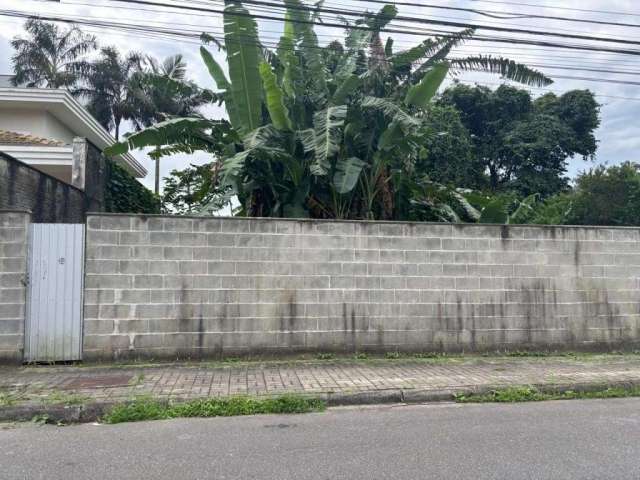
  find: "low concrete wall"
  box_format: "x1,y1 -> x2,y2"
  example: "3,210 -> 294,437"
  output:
83,214 -> 640,360
0,210 -> 29,362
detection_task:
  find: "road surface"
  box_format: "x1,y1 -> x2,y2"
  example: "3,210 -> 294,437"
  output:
2,398 -> 640,479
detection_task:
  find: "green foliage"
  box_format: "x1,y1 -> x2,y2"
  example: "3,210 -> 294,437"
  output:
527,193 -> 574,225
455,385 -> 640,403
223,2 -> 264,135
259,62 -> 292,131
11,19 -> 96,89
315,353 -> 335,360
103,395 -> 326,424
414,105 -> 479,187
107,1 -> 552,220
567,162 -> 640,226
162,163 -> 229,214
405,62 -> 449,108
440,84 -> 600,197
312,105 -> 348,175
105,160 -> 160,214
333,157 -> 365,194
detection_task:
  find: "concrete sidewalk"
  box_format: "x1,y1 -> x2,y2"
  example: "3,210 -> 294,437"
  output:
2,354 -> 640,422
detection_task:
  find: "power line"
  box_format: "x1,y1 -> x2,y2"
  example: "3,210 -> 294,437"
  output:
202,0 -> 640,47
7,4 -> 640,87
465,0 -> 640,18
345,0 -> 640,29
45,0 -> 640,57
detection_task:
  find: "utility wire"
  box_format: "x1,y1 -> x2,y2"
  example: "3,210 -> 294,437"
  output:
465,0 -> 640,19
95,0 -> 640,48
345,0 -> 640,29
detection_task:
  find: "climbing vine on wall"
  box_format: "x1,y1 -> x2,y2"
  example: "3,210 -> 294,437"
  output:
105,160 -> 160,214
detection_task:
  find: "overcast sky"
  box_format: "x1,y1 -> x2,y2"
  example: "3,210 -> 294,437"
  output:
1,0 -> 639,191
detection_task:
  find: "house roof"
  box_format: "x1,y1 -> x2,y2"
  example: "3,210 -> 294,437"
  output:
0,129 -> 67,147
0,87 -> 147,177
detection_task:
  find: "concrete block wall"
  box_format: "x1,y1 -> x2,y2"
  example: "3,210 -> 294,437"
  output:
0,210 -> 29,362
84,214 -> 640,360
0,152 -> 86,223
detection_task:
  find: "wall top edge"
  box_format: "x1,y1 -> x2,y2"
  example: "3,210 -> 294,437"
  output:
85,212 -> 640,232
0,209 -> 32,215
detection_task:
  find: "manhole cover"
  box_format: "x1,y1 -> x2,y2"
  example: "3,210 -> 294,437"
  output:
63,375 -> 133,389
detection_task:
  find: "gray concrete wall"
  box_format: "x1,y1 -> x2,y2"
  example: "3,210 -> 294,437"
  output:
0,152 -> 86,223
0,210 -> 29,362
83,214 -> 640,360
0,144 -> 109,223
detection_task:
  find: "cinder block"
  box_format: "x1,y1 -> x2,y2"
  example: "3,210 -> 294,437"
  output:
179,261 -> 208,275
163,246 -> 193,260
149,261 -> 179,275
133,275 -> 163,289
164,217 -> 194,232
87,230 -> 118,245
119,231 -> 149,245
220,218 -> 251,233
150,232 -> 180,245
119,260 -> 149,275
85,274 -> 132,289
99,216 -> 132,230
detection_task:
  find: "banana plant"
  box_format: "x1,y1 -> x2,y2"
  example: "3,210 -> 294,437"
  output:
106,0 -> 552,220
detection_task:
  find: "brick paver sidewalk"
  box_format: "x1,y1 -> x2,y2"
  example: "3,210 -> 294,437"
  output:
2,356 -> 640,407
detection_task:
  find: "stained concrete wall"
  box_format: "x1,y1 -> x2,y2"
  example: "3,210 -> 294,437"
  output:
0,210 -> 29,362
83,214 -> 640,360
0,152 -> 86,223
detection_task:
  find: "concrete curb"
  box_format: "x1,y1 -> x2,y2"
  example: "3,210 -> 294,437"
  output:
2,379 -> 640,424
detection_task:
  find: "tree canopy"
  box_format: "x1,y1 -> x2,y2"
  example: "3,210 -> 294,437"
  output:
11,19 -> 96,89
439,84 -> 600,197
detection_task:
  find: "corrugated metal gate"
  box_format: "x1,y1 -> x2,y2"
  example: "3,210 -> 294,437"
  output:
25,224 -> 85,362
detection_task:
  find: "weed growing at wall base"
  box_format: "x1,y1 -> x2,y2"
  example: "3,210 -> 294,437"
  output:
103,395 -> 326,424
454,385 -> 640,403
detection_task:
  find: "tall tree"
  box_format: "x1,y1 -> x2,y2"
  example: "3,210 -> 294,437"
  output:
568,162 -> 640,226
81,47 -> 145,141
439,84 -> 600,196
10,19 -> 96,89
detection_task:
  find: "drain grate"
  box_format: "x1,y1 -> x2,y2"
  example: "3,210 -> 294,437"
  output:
63,375 -> 133,389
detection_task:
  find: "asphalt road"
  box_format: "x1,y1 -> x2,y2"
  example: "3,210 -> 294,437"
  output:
2,398 -> 640,479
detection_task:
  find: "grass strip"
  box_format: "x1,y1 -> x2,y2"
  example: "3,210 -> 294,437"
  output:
103,394 -> 325,424
454,385 -> 640,403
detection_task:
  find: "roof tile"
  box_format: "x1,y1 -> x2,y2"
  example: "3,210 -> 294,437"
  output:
0,129 -> 67,147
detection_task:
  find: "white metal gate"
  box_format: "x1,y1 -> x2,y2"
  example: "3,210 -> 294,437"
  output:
25,224 -> 85,362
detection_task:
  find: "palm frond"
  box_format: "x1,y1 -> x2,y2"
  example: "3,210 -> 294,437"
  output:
449,55 -> 553,87
104,117 -> 232,156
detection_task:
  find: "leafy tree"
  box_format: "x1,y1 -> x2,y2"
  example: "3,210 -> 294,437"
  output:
162,163 -> 228,214
414,105 -> 479,188
567,162 -> 640,226
10,19 -> 96,89
107,0 -> 550,220
440,84 -> 600,197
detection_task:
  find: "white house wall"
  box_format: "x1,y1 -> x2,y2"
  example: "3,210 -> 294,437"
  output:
0,108 -> 75,144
